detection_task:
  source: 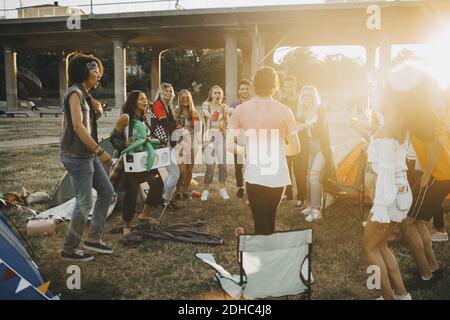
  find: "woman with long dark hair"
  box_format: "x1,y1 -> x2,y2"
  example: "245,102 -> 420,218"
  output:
361,87 -> 412,300
111,90 -> 164,236
387,63 -> 449,287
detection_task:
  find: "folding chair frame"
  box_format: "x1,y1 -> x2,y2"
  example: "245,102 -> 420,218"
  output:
236,228 -> 313,300
321,148 -> 367,221
322,188 -> 366,221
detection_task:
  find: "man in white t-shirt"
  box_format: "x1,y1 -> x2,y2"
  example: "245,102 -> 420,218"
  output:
228,67 -> 300,235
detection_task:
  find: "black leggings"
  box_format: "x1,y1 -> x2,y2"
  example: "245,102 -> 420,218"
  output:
246,182 -> 285,235
408,172 -> 450,230
123,170 -> 164,223
234,152 -> 244,188
285,153 -> 308,201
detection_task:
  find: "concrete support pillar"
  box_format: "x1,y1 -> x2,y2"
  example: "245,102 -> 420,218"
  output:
58,54 -> 68,103
262,39 -> 275,68
241,47 -> 252,81
151,48 -> 164,101
224,33 -> 238,105
365,44 -> 377,71
3,46 -> 18,111
113,39 -> 127,109
250,27 -> 267,76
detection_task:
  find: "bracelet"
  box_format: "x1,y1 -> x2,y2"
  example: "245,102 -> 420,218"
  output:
93,144 -> 100,153
96,148 -> 104,157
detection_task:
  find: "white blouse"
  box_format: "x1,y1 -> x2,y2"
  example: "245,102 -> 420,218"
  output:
367,138 -> 409,223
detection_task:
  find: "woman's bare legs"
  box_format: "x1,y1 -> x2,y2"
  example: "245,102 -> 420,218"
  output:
379,242 -> 408,296
415,219 -> 439,272
400,217 -> 434,279
362,220 -> 398,299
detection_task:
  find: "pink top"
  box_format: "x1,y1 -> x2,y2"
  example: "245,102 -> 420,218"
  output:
228,96 -> 298,187
228,96 -> 297,137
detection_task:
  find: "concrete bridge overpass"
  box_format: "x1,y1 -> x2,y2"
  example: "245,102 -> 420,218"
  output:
1,0 -> 450,109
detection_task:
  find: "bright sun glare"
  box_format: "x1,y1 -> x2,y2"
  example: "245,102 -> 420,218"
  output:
426,26 -> 450,89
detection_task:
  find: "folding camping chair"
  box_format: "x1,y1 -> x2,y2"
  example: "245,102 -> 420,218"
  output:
321,143 -> 367,220
196,228 -> 313,300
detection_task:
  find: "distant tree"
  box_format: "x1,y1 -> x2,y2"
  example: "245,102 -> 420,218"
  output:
391,48 -> 421,66
279,47 -> 320,88
160,48 -> 240,104
278,46 -> 367,108
161,49 -> 205,93
195,49 -> 226,101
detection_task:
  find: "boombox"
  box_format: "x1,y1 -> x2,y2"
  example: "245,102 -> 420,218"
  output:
124,147 -> 171,172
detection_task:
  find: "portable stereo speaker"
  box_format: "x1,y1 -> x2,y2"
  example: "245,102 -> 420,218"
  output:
124,147 -> 171,172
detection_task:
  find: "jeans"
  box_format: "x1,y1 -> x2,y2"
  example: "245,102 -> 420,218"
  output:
308,141 -> 325,209
285,152 -> 308,202
204,135 -> 227,185
60,154 -> 114,253
246,182 -> 285,235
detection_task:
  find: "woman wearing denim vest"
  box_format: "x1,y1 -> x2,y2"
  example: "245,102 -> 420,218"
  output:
60,54 -> 114,262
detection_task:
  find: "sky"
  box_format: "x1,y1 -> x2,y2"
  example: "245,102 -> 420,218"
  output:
2,0 -> 340,12
1,0 -> 411,15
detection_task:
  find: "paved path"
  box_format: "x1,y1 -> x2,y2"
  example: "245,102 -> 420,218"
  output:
0,108 -> 364,154
0,131 -> 111,149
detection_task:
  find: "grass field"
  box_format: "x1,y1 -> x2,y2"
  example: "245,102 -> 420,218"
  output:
0,117 -> 449,300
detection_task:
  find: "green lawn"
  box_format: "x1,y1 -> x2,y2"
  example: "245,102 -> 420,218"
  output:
0,145 -> 449,300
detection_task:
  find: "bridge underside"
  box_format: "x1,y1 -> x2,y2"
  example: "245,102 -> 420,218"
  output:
1,1 -> 450,109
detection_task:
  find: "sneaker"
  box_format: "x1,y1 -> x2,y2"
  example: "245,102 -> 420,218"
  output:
430,230 -> 448,242
393,293 -> 412,300
219,188 -> 230,200
201,190 -> 209,201
138,204 -> 154,221
123,227 -> 132,237
61,249 -> 94,262
295,200 -> 305,209
305,209 -> 322,222
164,200 -> 180,211
313,208 -> 323,220
83,240 -> 114,254
301,206 -> 313,216
236,187 -> 245,199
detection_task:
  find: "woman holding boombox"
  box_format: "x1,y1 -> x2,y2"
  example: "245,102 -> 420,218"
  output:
111,90 -> 164,237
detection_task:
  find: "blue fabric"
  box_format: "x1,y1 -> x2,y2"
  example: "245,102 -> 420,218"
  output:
0,211 -> 48,299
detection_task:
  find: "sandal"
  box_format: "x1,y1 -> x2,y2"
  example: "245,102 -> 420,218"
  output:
138,204 -> 153,221
123,227 -> 132,237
